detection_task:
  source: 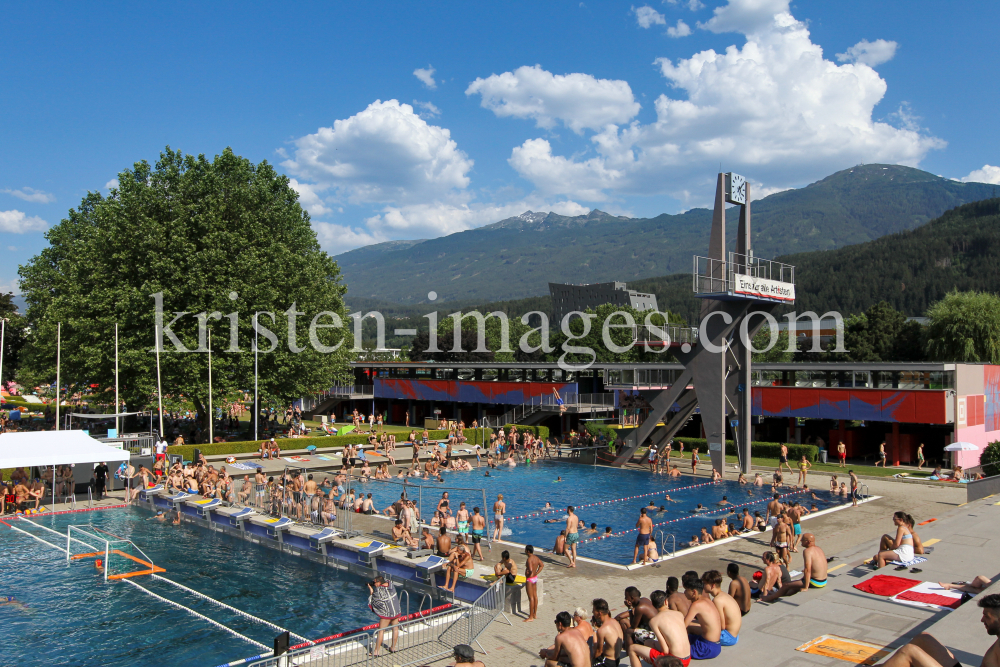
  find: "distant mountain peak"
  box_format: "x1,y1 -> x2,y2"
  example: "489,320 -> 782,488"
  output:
515,210 -> 548,223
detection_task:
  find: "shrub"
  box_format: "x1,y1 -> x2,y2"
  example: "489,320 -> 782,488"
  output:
664,437 -> 819,462
980,440 -> 1000,477
501,425 -> 549,441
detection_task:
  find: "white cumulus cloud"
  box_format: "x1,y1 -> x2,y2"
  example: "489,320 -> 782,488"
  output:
666,0 -> 705,10
494,0 -> 942,205
960,165 -> 1000,185
837,39 -> 898,67
0,210 -> 48,233
667,20 -> 691,37
413,66 -> 437,89
283,99 -> 472,206
466,65 -> 640,134
634,5 -> 666,28
2,187 -> 55,204
105,179 -> 119,190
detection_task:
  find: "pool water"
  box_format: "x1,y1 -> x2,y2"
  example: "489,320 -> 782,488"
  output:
2,508 -> 377,667
359,461 -> 851,563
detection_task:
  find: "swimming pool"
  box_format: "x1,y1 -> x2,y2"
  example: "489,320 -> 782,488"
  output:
359,462 -> 851,563
2,508 -> 379,667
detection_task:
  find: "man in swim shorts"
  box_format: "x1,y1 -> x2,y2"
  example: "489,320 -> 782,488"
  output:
538,611 -> 590,667
495,550 -> 517,584
701,570 -> 741,646
564,506 -> 580,568
456,501 -> 470,538
470,507 -> 486,560
681,572 -> 722,660
617,587 -> 658,649
881,593 -> 1000,666
633,507 -> 653,565
627,589 -> 690,667
761,534 -> 827,601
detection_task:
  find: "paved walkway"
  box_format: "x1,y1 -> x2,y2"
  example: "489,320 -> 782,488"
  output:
436,471 -> 983,667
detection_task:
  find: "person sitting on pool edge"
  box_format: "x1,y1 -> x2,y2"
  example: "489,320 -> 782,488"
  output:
682,572 -> 723,659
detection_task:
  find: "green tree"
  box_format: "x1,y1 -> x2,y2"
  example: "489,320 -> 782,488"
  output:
18,147 -> 352,436
0,292 -> 28,391
836,301 -> 925,362
980,440 -> 1000,477
751,325 -> 793,362
925,291 -> 1000,363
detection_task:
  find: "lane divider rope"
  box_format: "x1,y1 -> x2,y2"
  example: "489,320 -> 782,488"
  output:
150,574 -> 310,644
123,578 -> 269,651
578,489 -> 806,543
499,481 -> 721,523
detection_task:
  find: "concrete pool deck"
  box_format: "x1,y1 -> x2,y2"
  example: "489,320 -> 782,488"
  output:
419,471 -> 991,667
8,462 -> 989,666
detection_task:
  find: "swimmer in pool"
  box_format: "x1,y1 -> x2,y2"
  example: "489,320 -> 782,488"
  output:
95,559 -> 105,575
584,523 -> 599,535
555,477 -> 562,482
663,494 -> 679,503
0,596 -> 28,611
544,502 -> 554,509
717,496 -> 732,506
543,518 -> 561,524
691,503 -> 706,513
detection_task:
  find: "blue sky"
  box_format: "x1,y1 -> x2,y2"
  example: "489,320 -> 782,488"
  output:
3,0 -> 999,297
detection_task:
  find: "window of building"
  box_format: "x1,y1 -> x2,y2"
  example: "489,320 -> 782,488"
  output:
457,368 -> 475,381
434,368 -> 454,380
508,369 -> 524,382
481,368 -> 498,381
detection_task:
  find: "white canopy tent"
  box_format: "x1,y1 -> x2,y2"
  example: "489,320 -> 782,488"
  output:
0,430 -> 130,509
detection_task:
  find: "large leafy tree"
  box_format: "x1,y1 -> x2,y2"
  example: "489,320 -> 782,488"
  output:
0,292 -> 28,391
925,291 -> 1000,363
18,147 -> 353,433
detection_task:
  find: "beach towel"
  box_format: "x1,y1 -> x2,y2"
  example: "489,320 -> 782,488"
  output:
854,575 -> 921,597
889,556 -> 927,568
290,456 -> 311,462
316,455 -> 335,461
229,462 -> 258,471
892,582 -> 966,610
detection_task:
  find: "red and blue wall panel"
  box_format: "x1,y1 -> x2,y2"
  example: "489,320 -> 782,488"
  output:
374,379 -> 577,406
752,387 -> 947,424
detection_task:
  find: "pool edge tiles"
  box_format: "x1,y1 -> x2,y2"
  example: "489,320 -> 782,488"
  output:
136,489 -> 491,604
621,494 -> 885,570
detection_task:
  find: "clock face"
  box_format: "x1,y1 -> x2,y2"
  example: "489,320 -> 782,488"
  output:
726,173 -> 746,205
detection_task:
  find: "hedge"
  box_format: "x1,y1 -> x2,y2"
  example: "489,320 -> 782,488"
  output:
662,437 -> 819,462
168,428 -> 495,460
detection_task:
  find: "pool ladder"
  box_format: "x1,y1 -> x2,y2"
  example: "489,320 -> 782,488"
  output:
859,484 -> 870,500
655,531 -> 677,559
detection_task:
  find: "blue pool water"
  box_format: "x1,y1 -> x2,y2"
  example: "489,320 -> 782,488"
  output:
2,508 -> 378,667
360,461 -> 850,563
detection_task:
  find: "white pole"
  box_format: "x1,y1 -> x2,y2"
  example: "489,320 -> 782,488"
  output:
56,323 -> 61,431
155,322 -> 164,438
115,323 -> 120,435
254,312 -> 259,442
0,318 -> 5,399
208,329 -> 213,445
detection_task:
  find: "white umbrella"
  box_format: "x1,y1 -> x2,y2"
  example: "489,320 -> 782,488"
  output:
943,441 -> 978,452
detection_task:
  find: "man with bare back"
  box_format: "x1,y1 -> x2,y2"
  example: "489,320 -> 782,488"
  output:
627,590 -> 690,667
702,570 -> 741,646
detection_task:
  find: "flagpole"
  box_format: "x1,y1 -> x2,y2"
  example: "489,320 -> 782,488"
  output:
155,322 -> 164,438
114,323 -> 120,435
208,328 -> 213,445
55,322 -> 61,431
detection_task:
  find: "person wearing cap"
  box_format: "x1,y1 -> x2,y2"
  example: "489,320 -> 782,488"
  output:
451,644 -> 484,667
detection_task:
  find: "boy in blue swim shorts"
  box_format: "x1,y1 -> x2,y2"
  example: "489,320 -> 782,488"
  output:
702,570 -> 741,647
682,572 -> 723,659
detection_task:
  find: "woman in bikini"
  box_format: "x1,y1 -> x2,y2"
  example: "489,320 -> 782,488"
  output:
873,511 -> 916,568
492,494 -> 506,540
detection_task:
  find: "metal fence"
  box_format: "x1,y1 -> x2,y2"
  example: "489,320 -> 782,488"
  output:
242,579 -> 506,667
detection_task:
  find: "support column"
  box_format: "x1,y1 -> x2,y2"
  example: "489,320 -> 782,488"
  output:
892,422 -> 900,467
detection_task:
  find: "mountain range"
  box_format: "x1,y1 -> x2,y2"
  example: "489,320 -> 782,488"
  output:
336,164 -> 999,305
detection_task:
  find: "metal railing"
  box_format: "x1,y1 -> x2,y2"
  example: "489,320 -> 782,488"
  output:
243,597 -> 482,667
99,433 -> 156,455
655,531 -> 676,559
693,252 -> 795,297
303,386 -> 376,412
